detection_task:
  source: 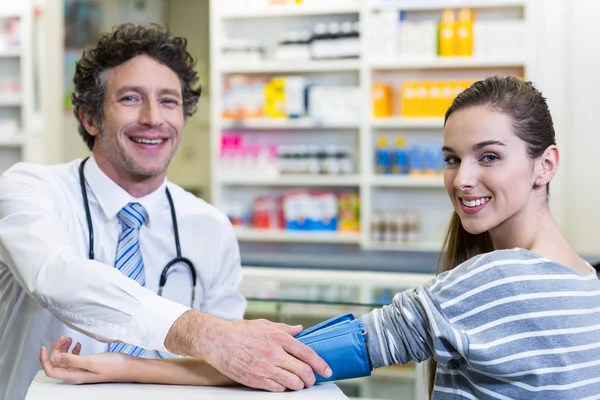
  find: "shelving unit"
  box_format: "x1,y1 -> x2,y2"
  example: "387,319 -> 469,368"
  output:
369,56 -> 526,70
370,0 -> 526,11
209,0 -> 533,255
221,59 -> 361,74
221,4 -> 361,19
235,228 -> 362,244
219,174 -> 361,187
221,118 -> 359,130
0,1 -> 36,175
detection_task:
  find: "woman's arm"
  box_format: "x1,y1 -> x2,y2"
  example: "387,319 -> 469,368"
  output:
40,336 -> 236,386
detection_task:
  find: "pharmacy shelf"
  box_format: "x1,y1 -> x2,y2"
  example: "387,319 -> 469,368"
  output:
221,59 -> 361,74
235,228 -> 362,244
219,174 -> 361,187
221,4 -> 360,19
371,117 -> 444,129
367,241 -> 442,252
0,95 -> 22,107
370,0 -> 526,12
221,118 -> 359,130
0,137 -> 21,148
371,367 -> 417,381
245,302 -> 359,319
371,175 -> 445,188
370,56 -> 526,70
0,48 -> 20,58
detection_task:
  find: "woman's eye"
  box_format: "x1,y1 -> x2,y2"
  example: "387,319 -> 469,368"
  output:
481,154 -> 499,163
444,156 -> 460,165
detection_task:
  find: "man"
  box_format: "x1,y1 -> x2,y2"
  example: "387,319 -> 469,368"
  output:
0,24 -> 330,400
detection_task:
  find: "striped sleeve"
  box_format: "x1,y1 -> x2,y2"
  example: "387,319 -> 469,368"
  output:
361,249 -> 600,398
360,254 -> 489,369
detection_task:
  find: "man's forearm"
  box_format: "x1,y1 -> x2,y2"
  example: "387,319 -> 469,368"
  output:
164,310 -> 227,359
129,356 -> 236,386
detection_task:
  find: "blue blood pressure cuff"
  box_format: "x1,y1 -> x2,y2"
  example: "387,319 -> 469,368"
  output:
295,313 -> 372,383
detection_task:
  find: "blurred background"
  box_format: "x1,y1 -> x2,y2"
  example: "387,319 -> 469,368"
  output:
1,0 -> 599,398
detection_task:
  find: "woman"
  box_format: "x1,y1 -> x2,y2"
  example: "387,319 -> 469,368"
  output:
41,77 -> 600,398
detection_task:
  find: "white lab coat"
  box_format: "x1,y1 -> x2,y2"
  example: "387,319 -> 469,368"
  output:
0,157 -> 246,400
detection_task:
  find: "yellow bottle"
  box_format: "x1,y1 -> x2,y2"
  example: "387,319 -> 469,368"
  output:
456,8 -> 474,57
438,9 -> 456,57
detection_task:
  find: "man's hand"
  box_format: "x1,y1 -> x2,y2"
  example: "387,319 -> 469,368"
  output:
165,311 -> 332,392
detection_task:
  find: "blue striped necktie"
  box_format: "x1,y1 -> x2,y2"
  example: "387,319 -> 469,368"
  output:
108,202 -> 148,357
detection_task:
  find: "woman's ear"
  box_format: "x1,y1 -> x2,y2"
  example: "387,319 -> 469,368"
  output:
534,145 -> 559,188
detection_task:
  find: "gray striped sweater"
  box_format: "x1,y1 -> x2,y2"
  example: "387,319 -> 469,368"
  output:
361,248 -> 600,399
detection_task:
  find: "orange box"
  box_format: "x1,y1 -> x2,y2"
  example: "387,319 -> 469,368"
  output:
372,83 -> 393,118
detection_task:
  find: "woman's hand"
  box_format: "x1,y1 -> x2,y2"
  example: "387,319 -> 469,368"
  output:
40,336 -> 133,384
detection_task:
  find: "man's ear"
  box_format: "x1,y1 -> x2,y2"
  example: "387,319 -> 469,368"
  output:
534,145 -> 559,188
79,108 -> 101,137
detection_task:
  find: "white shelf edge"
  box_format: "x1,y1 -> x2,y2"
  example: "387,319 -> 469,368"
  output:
366,241 -> 443,252
0,138 -> 21,148
371,0 -> 526,12
221,5 -> 360,19
221,118 -> 360,130
219,175 -> 361,187
371,117 -> 444,129
235,228 -> 362,244
370,56 -> 526,70
371,367 -> 417,380
0,49 -> 21,58
0,95 -> 22,107
221,60 -> 361,74
371,175 -> 445,188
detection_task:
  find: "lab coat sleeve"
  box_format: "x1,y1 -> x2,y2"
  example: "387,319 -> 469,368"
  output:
198,220 -> 247,320
0,166 -> 190,352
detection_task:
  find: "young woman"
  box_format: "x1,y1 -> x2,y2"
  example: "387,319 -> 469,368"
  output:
41,77 -> 600,398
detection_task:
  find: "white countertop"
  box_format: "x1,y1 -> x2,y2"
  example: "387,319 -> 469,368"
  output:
26,371 -> 348,400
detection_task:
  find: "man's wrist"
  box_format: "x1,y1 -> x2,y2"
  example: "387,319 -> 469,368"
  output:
164,310 -> 228,359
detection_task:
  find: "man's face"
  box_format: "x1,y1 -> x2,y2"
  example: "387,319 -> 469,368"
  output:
91,54 -> 185,180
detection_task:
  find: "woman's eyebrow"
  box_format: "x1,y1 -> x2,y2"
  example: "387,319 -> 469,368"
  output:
442,140 -> 506,153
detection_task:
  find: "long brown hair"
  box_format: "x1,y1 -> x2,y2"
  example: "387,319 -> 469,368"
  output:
427,76 -> 556,397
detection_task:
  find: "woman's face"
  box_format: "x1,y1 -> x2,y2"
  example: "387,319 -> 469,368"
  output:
442,106 -> 539,235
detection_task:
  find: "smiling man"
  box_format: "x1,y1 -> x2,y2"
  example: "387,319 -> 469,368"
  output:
0,24 -> 330,400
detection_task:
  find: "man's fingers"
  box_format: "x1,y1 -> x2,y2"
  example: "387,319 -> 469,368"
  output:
272,366 -> 306,391
277,353 -> 316,388
283,339 -> 332,380
274,322 -> 303,336
261,378 -> 287,393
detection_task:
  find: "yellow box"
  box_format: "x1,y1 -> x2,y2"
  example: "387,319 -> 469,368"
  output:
372,83 -> 393,118
400,81 -> 417,117
414,81 -> 429,117
264,77 -> 287,119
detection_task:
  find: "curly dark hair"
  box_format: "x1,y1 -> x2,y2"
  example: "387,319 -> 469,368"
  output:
72,23 -> 202,151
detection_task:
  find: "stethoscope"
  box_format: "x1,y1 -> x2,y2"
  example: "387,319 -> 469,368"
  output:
79,157 -> 198,358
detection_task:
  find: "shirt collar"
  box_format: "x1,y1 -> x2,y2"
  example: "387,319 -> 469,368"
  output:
83,155 -> 167,228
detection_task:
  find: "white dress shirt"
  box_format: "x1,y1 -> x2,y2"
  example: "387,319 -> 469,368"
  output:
0,157 -> 246,400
